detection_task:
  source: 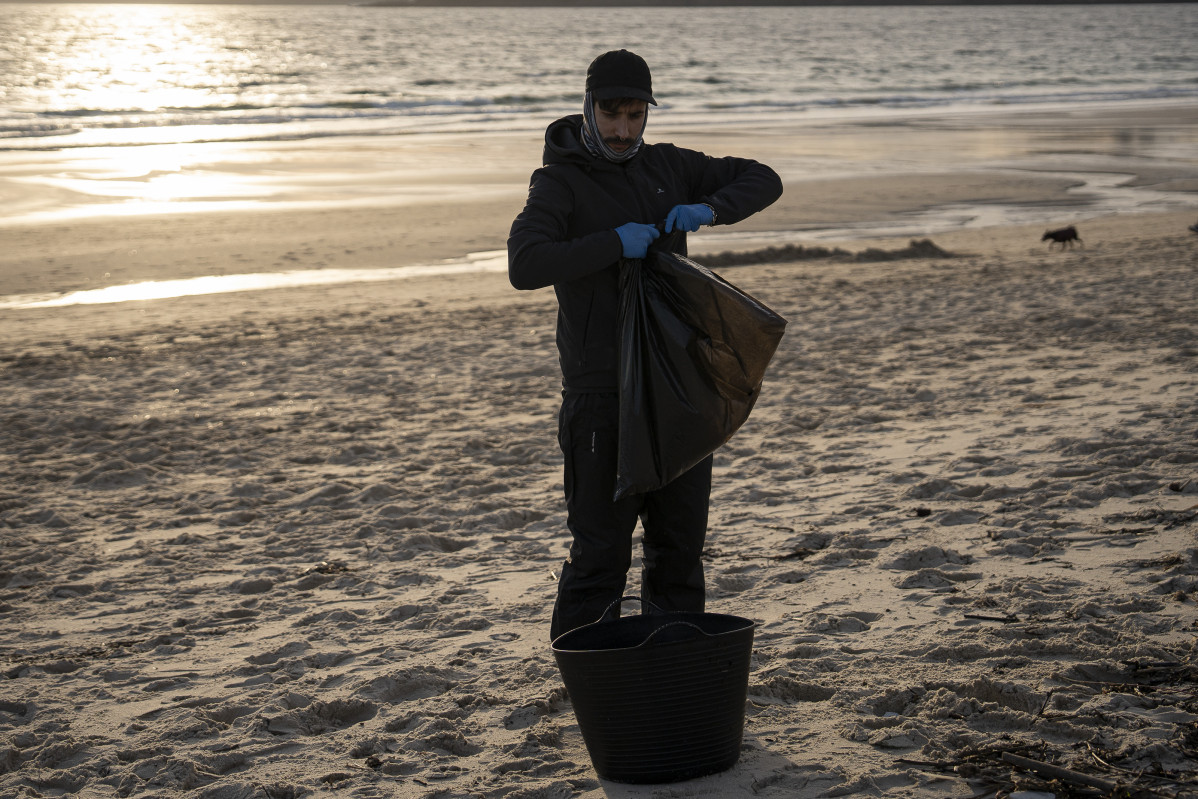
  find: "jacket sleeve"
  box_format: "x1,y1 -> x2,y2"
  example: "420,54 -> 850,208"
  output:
507,168 -> 623,291
684,150 -> 783,227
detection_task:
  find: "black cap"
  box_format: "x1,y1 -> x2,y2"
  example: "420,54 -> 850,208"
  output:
585,49 -> 656,106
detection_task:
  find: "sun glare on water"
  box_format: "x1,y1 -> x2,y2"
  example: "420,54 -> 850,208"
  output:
22,5 -> 282,212
45,5 -> 251,118
0,254 -> 510,310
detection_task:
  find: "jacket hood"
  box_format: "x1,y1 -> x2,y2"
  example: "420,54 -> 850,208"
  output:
543,114 -> 632,171
543,115 -> 588,167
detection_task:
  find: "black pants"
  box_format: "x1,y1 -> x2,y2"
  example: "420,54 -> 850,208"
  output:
550,392 -> 712,641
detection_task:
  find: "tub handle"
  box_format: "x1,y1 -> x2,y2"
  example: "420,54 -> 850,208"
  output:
641,621 -> 708,647
598,595 -> 668,622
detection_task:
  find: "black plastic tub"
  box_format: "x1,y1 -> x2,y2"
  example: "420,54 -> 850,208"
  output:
551,597 -> 755,784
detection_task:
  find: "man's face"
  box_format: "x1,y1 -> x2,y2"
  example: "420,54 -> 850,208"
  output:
594,100 -> 647,154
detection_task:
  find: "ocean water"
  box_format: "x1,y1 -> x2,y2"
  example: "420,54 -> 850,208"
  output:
2,2 -> 1197,149
2,3 -> 1197,307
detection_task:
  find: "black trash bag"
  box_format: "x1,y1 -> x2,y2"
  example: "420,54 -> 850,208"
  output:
615,241 -> 787,501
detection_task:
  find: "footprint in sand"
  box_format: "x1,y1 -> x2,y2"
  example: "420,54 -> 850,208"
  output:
749,675 -> 837,705
894,568 -> 983,590
355,667 -> 457,704
264,696 -> 377,736
806,611 -> 883,633
883,545 -> 973,570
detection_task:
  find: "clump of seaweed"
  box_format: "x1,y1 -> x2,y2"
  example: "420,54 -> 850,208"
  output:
703,238 -> 955,268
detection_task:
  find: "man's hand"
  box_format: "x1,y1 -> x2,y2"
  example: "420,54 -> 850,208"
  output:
615,222 -> 661,259
664,204 -> 715,233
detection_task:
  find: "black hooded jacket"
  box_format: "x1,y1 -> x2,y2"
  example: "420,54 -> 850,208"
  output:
507,114 -> 783,393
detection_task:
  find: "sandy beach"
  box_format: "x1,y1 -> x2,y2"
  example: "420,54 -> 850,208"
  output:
2,104 -> 1198,799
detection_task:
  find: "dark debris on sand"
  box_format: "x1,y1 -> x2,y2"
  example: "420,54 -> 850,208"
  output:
703,238 -> 955,268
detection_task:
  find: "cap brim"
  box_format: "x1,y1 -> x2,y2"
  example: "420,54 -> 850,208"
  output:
591,86 -> 657,105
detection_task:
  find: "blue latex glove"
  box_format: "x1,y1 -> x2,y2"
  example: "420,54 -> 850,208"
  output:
664,204 -> 715,233
615,222 -> 661,259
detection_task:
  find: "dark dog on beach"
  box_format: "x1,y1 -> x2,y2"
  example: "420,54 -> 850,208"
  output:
1042,226 -> 1082,249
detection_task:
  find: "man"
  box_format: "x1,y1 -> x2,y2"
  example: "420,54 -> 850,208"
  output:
507,50 -> 783,640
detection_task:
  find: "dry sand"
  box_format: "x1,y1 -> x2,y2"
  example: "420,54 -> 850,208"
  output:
2,106 -> 1198,799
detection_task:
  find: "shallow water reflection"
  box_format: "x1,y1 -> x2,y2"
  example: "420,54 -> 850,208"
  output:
0,252 -> 508,310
